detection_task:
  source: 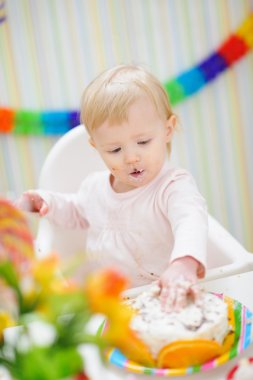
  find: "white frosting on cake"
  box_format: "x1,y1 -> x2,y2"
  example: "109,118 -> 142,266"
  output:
127,285 -> 229,358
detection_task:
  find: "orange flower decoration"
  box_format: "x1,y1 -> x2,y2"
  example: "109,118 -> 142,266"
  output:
85,268 -> 155,367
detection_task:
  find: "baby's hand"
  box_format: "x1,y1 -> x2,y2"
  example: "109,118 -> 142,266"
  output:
159,256 -> 202,312
15,191 -> 49,216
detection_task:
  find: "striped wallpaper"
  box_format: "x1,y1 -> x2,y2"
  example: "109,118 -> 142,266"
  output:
0,0 -> 253,251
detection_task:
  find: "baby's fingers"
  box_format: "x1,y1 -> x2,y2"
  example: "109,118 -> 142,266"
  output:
173,284 -> 203,311
161,285 -> 177,312
31,195 -> 43,211
161,281 -> 199,313
160,285 -> 169,305
39,202 -> 49,216
31,195 -> 48,216
189,284 -> 204,305
173,287 -> 189,311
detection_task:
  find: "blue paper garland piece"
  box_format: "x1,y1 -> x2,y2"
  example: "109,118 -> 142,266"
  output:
198,53 -> 228,82
177,68 -> 205,97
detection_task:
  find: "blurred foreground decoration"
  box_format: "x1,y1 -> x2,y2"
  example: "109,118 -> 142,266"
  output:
0,13 -> 253,135
0,198 -> 151,379
0,1 -> 6,24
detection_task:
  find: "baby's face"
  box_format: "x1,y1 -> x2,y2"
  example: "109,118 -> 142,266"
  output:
90,96 -> 175,193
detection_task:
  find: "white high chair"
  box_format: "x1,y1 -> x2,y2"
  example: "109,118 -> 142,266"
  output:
36,125 -> 253,282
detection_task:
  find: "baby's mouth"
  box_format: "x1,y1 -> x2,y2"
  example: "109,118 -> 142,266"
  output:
129,169 -> 144,179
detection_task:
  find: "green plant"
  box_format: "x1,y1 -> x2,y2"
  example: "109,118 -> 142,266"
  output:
0,199 -> 102,379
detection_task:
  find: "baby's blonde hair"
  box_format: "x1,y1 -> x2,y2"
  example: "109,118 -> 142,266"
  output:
80,64 -> 175,154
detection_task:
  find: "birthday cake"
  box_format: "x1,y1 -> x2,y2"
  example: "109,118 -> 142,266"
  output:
126,284 -> 230,367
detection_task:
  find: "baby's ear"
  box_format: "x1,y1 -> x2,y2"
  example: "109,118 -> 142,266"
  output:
165,115 -> 177,141
89,137 -> 96,148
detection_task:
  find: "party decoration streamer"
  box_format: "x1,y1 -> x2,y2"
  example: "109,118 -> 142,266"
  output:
165,13 -> 253,105
0,13 -> 252,135
0,108 -> 80,135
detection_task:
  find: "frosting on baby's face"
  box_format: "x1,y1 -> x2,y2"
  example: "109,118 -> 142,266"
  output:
89,97 -> 175,193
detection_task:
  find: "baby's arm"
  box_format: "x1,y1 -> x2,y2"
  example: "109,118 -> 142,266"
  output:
16,190 -> 88,229
160,169 -> 208,311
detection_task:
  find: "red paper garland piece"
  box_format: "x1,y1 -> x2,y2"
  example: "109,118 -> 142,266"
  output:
218,34 -> 250,64
0,108 -> 15,133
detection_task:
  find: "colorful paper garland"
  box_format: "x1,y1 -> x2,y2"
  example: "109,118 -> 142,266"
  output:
1,13 -> 253,135
0,109 -> 80,135
164,13 -> 253,105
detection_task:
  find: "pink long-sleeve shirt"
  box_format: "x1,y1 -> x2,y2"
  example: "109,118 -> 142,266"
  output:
38,162 -> 208,286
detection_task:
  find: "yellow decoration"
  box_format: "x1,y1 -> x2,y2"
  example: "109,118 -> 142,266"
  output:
0,311 -> 15,341
237,14 -> 253,47
221,295 -> 236,354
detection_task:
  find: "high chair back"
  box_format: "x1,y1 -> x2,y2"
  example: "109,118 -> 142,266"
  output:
36,125 -> 253,281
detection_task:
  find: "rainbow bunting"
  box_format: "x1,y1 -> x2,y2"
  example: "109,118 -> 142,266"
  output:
0,13 -> 253,136
165,13 -> 253,104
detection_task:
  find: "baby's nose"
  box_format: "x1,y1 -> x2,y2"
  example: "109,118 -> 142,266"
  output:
125,151 -> 140,164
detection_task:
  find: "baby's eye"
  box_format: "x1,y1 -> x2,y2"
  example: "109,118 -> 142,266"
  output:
138,139 -> 151,145
108,147 -> 121,153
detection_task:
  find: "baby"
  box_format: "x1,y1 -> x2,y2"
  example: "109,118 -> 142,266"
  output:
17,64 -> 208,311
